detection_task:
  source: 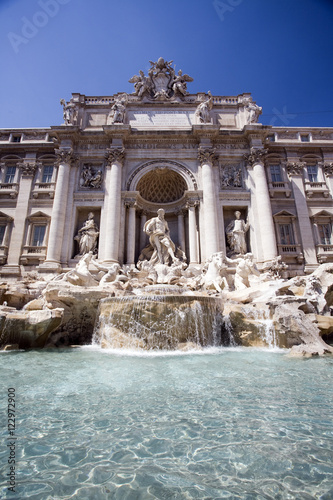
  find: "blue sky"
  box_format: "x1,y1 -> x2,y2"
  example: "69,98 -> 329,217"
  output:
1,0 -> 333,129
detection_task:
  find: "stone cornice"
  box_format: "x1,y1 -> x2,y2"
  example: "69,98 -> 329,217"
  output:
105,147 -> 125,165
243,147 -> 267,166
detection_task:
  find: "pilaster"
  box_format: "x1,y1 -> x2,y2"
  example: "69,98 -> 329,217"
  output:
126,200 -> 137,265
286,161 -> 318,271
4,156 -> 39,275
186,199 -> 200,264
176,209 -> 186,255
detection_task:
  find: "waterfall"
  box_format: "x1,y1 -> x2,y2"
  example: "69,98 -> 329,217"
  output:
241,305 -> 278,349
221,314 -> 237,347
93,292 -> 224,350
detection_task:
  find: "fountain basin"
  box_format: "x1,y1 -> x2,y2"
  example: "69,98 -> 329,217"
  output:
95,294 -> 224,350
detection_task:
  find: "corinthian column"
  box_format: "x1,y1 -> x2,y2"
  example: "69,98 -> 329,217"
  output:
43,149 -> 76,268
198,147 -> 219,258
244,148 -> 277,262
176,209 -> 186,253
187,200 -> 199,264
139,211 -> 148,251
126,200 -> 136,265
286,161 -> 318,271
104,147 -> 125,263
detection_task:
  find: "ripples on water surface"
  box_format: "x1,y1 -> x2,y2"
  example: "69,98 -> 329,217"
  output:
1,347 -> 333,499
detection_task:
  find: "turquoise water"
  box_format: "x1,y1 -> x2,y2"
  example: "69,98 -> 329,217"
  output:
1,347 -> 333,499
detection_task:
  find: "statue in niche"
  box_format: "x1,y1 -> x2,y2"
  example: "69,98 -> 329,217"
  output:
108,95 -> 127,124
60,98 -> 78,125
80,165 -> 103,189
195,91 -> 213,123
74,212 -> 99,256
172,69 -> 193,97
242,97 -> 262,124
226,211 -> 249,255
143,208 -> 177,265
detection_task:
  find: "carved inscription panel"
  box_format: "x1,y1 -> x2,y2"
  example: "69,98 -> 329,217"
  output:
128,110 -> 195,127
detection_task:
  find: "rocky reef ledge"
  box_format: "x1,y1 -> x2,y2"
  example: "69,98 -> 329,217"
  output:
1,262 -> 333,357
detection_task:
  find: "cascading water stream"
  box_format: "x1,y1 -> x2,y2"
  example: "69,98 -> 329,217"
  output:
241,305 -> 278,349
93,291 -> 225,350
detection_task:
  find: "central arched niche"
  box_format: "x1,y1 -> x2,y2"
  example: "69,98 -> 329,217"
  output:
136,168 -> 187,204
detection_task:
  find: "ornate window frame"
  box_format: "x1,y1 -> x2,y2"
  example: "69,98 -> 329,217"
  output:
21,211 -> 51,265
32,155 -> 56,199
265,155 -> 291,198
273,210 -> 303,262
0,156 -> 21,198
301,154 -> 329,198
311,210 -> 333,263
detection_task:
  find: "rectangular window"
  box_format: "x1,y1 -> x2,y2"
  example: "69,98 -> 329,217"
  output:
42,165 -> 53,183
279,224 -> 295,245
301,135 -> 310,142
12,136 -> 21,143
4,166 -> 16,184
307,165 -> 318,183
270,165 -> 282,183
0,225 -> 6,246
318,224 -> 332,245
32,225 -> 46,247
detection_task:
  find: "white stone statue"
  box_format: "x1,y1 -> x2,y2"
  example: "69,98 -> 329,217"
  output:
242,97 -> 262,124
129,70 -> 152,98
143,208 -> 177,265
60,98 -> 77,125
172,69 -> 193,97
74,212 -> 99,256
57,252 -> 99,287
90,258 -> 129,287
108,95 -> 127,124
129,59 -> 194,100
202,252 -> 229,293
226,211 -> 249,255
226,253 -> 260,290
195,91 -> 213,123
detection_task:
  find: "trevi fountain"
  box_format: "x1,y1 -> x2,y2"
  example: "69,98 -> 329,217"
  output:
1,58 -> 333,498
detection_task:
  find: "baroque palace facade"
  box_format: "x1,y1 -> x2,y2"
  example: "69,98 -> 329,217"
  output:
0,58 -> 333,278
